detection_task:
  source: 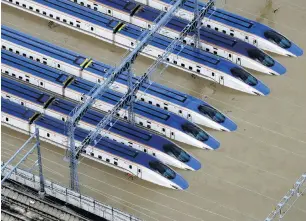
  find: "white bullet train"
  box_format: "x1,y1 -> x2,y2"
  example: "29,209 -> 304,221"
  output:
1,50 -> 220,150
71,0 -> 286,76
1,98 -> 189,190
134,0 -> 303,57
3,0 -> 270,95
1,25 -> 237,132
2,76 -> 201,170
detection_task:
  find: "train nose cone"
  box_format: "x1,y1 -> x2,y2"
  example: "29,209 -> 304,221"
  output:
290,44 -> 303,57
254,80 -> 270,96
173,173 -> 189,190
273,61 -> 286,75
186,156 -> 202,171
205,136 -> 220,150
222,117 -> 238,132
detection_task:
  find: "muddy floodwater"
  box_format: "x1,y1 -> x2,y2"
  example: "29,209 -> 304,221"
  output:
1,1 -> 306,220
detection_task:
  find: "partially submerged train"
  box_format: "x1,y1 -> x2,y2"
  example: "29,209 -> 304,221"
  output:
2,98 -> 189,189
3,0 -> 271,95
1,25 -> 237,132
2,76 -> 201,171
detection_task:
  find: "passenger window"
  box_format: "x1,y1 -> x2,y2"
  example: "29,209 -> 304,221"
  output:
173,60 -> 177,64
206,48 -> 210,52
230,33 -> 234,37
229,54 -> 232,58
94,7 -> 98,11
156,104 -> 160,107
214,51 -> 217,55
245,36 -> 248,40
91,27 -> 94,31
40,82 -> 44,86
181,63 -> 185,67
222,30 -> 226,34
108,9 -> 112,14
98,155 -> 102,159
106,159 -> 110,162
5,117 -> 9,122
207,24 -> 211,28
139,122 -> 143,126
91,152 -> 94,156
147,125 -> 151,129
144,149 -> 147,153
149,101 -> 152,104
189,66 -> 193,70
129,165 -> 132,169
47,133 -> 50,137
114,161 -> 118,166
212,72 -> 215,76
197,69 -> 200,73
164,106 -> 168,110
215,27 -> 219,31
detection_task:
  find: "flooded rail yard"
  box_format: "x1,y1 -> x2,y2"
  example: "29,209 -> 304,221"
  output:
1,0 -> 306,220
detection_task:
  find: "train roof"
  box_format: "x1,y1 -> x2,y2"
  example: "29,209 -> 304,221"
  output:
2,25 -> 237,131
159,0 -> 303,56
2,76 -> 182,150
32,0 -> 251,74
1,98 -> 164,166
1,50 -> 195,131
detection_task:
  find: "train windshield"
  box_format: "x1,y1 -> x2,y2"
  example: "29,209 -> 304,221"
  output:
198,105 -> 226,123
230,67 -> 258,86
247,49 -> 275,67
149,160 -> 176,180
163,144 -> 190,163
264,30 -> 291,49
182,122 -> 209,142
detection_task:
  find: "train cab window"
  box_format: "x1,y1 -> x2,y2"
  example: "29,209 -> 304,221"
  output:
230,33 -> 234,37
149,160 -> 176,180
163,144 -> 190,162
47,133 -> 50,137
182,122 -> 209,142
230,67 -> 258,86
129,165 -> 132,169
215,27 -> 219,31
247,48 -> 275,67
207,24 -> 211,28
198,105 -> 225,123
5,117 -> 9,122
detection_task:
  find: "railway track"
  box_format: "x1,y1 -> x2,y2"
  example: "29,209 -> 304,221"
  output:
1,184 -> 88,221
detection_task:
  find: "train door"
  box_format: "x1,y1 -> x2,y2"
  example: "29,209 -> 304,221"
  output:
236,57 -> 241,65
219,76 -> 225,85
137,168 -> 142,178
170,131 -> 175,140
227,53 -> 233,62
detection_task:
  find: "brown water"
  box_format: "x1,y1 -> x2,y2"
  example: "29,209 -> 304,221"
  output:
1,1 -> 306,220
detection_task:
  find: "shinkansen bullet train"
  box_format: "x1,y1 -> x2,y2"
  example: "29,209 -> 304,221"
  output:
71,0 -> 286,76
1,50 -> 220,150
1,25 -> 237,131
1,99 -> 189,189
3,0 -> 270,95
134,0 -> 303,57
2,77 -> 201,170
